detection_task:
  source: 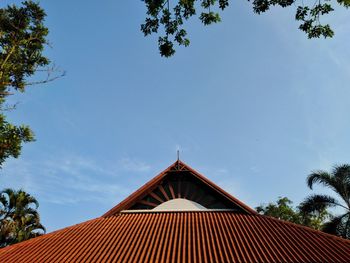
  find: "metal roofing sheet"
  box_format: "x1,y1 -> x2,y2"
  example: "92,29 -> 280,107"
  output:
0,212 -> 349,263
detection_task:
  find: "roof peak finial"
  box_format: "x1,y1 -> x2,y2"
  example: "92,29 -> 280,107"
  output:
177,150 -> 180,161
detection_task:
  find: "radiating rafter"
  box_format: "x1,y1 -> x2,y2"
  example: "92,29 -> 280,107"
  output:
159,185 -> 170,201
168,182 -> 176,199
149,192 -> 164,203
112,160 -> 257,213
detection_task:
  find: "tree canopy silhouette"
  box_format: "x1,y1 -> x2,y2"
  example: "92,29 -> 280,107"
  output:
141,0 -> 350,57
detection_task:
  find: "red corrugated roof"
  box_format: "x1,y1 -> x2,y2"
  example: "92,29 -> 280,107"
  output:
1,161 -> 349,262
0,212 -> 349,262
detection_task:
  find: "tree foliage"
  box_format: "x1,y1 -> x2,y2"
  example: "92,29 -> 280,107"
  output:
0,188 -> 45,247
0,1 -> 60,168
299,164 -> 350,239
0,114 -> 34,168
256,196 -> 329,230
141,0 -> 350,57
0,0 -> 49,92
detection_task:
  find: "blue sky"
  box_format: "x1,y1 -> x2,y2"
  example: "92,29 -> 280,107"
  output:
0,0 -> 349,231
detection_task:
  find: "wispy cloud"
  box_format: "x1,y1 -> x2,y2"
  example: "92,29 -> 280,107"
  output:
0,154 -> 151,205
118,157 -> 151,172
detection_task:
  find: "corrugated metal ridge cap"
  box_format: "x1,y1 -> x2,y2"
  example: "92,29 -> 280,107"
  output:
120,209 -> 239,213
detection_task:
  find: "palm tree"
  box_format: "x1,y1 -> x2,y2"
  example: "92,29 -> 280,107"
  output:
299,164 -> 350,239
0,188 -> 45,247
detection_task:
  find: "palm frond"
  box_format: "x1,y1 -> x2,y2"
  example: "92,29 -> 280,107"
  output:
323,214 -> 345,235
331,165 -> 350,207
0,188 -> 45,247
299,194 -> 340,214
332,164 -> 350,181
307,171 -> 333,190
323,212 -> 350,239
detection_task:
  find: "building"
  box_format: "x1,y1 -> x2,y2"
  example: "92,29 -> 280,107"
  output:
0,160 -> 349,262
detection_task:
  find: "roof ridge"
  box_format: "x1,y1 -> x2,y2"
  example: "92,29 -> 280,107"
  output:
102,161 -> 177,217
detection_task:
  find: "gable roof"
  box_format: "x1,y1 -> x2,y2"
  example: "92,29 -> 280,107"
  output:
102,160 -> 257,216
1,160 -> 350,262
